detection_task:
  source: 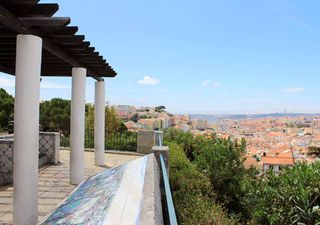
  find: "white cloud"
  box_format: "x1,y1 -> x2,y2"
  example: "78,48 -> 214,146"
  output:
201,80 -> 221,88
283,87 -> 304,93
137,76 -> 159,85
202,80 -> 210,87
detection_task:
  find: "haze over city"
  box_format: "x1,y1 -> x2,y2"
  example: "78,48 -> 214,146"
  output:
1,0 -> 320,114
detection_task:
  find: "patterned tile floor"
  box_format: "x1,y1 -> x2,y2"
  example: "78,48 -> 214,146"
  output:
0,149 -> 141,225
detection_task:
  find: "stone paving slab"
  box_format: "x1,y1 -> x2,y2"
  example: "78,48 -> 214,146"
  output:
0,149 -> 141,225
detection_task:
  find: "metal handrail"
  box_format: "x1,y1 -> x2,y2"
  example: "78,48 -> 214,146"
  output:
160,154 -> 178,225
158,134 -> 163,147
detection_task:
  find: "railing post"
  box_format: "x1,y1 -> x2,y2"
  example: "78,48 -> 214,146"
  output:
137,130 -> 163,154
152,146 -> 170,174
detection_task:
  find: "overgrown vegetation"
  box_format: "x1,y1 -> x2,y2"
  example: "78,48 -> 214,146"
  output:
242,163 -> 320,225
168,142 -> 238,225
164,128 -> 320,225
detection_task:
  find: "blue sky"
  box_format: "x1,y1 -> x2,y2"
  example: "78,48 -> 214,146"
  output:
1,0 -> 320,114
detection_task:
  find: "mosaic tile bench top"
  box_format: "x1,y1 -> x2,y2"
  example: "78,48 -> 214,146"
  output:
41,156 -> 149,225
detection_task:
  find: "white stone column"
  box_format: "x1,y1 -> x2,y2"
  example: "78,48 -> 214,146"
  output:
94,80 -> 105,166
70,67 -> 86,185
13,34 -> 42,225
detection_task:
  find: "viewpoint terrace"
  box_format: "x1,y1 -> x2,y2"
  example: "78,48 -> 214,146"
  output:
0,0 -> 117,224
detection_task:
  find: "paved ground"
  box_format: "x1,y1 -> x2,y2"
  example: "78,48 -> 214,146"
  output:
0,149 -> 141,225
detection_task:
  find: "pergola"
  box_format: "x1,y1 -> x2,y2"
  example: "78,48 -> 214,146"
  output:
0,1 -> 115,224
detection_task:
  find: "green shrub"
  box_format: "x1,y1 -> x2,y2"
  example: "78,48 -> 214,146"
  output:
164,128 -> 196,160
169,142 -> 238,225
242,162 -> 320,225
165,128 -> 320,224
194,137 -> 257,215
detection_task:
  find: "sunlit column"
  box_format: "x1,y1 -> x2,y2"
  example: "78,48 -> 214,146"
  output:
94,80 -> 105,166
13,34 -> 42,225
70,67 -> 86,185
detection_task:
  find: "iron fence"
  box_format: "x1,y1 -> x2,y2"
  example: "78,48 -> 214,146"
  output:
105,131 -> 137,152
61,129 -> 138,152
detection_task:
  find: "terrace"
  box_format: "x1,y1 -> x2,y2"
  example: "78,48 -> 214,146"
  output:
0,149 -> 141,224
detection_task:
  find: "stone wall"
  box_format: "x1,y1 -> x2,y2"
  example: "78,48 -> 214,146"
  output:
39,132 -> 60,165
0,132 -> 60,186
140,154 -> 163,225
137,130 -> 163,154
0,138 -> 13,185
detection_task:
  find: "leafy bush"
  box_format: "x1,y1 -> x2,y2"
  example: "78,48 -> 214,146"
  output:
193,137 -> 257,216
169,142 -> 238,225
40,98 -> 71,136
242,162 -> 320,225
165,128 -> 320,224
164,128 -> 197,160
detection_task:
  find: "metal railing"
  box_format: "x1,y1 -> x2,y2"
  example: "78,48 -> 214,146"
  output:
160,154 -> 178,225
105,131 -> 137,152
61,129 -> 138,152
155,131 -> 163,147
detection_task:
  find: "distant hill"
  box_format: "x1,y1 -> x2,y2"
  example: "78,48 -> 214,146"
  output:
190,113 -> 320,123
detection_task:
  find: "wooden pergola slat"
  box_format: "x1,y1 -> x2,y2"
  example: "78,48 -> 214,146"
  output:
2,3 -> 59,17
21,17 -> 71,28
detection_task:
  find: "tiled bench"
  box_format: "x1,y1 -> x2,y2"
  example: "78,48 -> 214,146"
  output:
40,154 -> 163,225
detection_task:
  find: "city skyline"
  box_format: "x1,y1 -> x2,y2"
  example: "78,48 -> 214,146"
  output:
1,0 -> 320,114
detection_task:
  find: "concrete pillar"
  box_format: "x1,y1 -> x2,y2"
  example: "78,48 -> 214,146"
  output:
70,67 -> 86,185
13,34 -> 42,225
94,80 -> 105,166
137,130 -> 157,154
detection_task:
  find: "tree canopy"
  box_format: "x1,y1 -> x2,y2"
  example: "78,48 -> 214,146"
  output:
0,88 -> 14,131
40,98 -> 71,136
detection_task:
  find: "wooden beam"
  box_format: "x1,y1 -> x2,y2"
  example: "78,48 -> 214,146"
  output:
45,26 -> 78,35
0,29 -> 17,37
3,0 -> 40,4
65,46 -> 95,52
20,17 -> 70,27
0,64 -> 14,74
52,35 -> 85,44
3,3 -> 59,17
0,37 -> 16,44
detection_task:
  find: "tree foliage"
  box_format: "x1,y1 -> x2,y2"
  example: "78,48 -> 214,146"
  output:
40,98 -> 71,136
169,142 -> 238,225
0,88 -> 14,131
155,105 -> 166,113
307,146 -> 320,158
130,113 -> 139,123
164,128 -> 320,225
242,163 -> 320,225
106,106 -> 124,134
